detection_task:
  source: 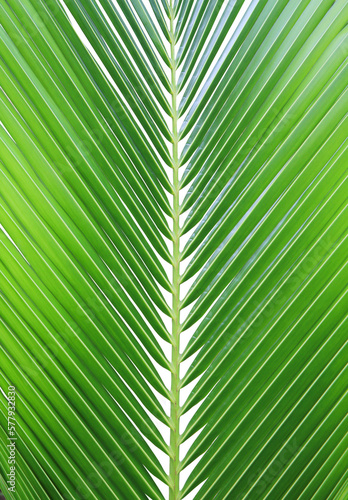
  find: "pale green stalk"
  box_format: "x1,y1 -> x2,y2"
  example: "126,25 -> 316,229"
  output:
169,2 -> 181,499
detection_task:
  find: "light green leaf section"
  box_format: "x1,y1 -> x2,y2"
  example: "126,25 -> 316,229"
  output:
0,0 -> 346,499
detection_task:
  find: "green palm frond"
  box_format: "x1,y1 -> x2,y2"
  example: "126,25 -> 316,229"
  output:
0,0 -> 347,499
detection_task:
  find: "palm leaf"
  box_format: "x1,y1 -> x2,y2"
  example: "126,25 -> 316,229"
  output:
0,0 -> 347,499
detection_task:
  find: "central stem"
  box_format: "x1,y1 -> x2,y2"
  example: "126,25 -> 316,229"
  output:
169,3 -> 181,500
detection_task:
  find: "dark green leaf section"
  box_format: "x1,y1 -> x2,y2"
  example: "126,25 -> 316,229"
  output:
178,0 -> 348,498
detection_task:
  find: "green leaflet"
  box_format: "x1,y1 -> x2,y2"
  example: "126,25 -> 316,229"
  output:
0,0 -> 347,499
